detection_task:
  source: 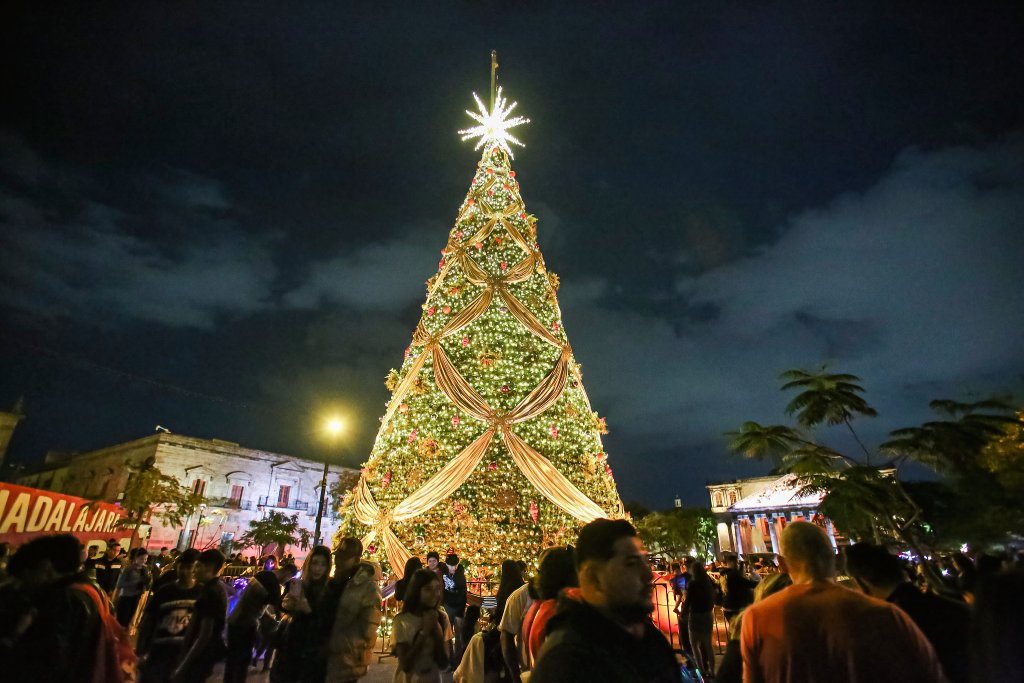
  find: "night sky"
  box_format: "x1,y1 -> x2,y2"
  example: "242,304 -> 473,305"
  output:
3,3 -> 1023,508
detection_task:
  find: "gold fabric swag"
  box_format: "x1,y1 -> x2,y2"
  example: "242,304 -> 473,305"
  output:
354,183 -> 616,576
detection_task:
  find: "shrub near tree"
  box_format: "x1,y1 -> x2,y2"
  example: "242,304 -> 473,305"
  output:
236,511 -> 312,557
726,366 -> 1021,589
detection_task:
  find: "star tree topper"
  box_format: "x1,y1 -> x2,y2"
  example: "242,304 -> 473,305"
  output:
458,52 -> 530,158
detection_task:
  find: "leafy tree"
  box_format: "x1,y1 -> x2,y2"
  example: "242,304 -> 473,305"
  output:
328,469 -> 362,513
980,410 -> 1024,496
236,511 -> 312,556
119,457 -> 205,547
882,403 -> 1023,545
780,367 -> 877,461
636,508 -> 716,561
725,367 -> 1020,591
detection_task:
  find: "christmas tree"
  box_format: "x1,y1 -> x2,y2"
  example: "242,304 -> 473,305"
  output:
341,57 -> 624,583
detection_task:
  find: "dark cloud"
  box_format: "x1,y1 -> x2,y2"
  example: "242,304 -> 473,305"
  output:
283,225 -> 443,312
1,136 -> 277,329
2,3 -> 1023,508
560,134 -> 1024,502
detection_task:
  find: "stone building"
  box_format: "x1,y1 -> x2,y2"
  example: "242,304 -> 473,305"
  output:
707,474 -> 840,558
17,431 -> 358,554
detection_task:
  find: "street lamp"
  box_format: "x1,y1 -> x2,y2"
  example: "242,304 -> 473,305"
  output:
315,418 -> 344,547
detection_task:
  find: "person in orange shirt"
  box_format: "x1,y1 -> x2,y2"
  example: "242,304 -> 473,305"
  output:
740,522 -> 947,683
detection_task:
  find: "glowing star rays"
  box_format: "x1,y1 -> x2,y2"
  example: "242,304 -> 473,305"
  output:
458,87 -> 530,159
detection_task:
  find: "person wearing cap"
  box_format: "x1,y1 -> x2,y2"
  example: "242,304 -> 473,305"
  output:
441,553 -> 467,663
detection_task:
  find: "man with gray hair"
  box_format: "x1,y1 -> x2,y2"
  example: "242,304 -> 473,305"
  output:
740,521 -> 947,682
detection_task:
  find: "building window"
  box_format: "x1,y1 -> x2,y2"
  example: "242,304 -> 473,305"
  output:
277,485 -> 291,507
712,491 -> 723,508
229,484 -> 244,505
192,479 -> 207,497
728,489 -> 738,505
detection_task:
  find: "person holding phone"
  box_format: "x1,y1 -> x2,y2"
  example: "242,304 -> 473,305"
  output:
271,546 -> 333,683
394,568 -> 453,683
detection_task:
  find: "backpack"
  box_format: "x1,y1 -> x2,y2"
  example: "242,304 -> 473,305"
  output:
73,582 -> 138,683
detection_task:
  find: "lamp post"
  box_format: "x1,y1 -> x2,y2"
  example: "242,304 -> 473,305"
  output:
315,418 -> 344,547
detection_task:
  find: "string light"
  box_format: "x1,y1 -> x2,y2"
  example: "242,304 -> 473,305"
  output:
340,137 -> 622,582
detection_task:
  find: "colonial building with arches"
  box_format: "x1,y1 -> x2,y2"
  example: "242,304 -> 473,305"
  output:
707,474 -> 841,558
16,431 -> 358,555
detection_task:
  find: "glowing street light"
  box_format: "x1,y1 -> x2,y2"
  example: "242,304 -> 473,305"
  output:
314,417 -> 345,547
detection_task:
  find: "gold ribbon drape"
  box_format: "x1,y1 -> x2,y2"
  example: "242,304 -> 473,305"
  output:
508,346 -> 571,424
357,198 -> 617,578
432,346 -> 493,422
501,428 -> 607,522
499,288 -> 561,347
392,428 -> 495,519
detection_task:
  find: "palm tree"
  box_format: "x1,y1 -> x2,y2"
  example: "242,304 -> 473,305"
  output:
725,421 -> 850,475
882,399 -> 1016,480
780,367 -> 877,462
725,422 -> 803,468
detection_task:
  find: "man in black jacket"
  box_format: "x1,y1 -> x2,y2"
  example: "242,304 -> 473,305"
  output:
224,562 -> 296,683
442,553 -> 468,661
95,540 -> 123,595
531,519 -> 682,683
846,542 -> 970,682
719,554 -> 756,622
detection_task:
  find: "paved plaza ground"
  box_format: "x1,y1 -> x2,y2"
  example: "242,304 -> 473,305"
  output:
207,658 -> 451,683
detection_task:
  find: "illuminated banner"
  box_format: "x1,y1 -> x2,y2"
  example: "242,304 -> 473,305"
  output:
0,482 -> 130,545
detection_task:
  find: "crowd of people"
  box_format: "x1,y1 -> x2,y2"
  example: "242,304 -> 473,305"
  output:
1,520 -> 1023,683
663,524 -> 1024,683
0,535 -> 382,683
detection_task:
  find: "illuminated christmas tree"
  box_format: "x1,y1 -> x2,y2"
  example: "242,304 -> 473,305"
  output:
341,56 -> 624,583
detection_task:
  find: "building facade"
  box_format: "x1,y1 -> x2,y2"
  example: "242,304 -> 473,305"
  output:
707,474 -> 840,558
17,432 -> 358,554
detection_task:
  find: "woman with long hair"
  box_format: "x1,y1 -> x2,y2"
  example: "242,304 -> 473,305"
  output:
685,560 -> 717,680
395,557 -> 424,603
394,568 -> 452,683
271,545 -> 332,683
492,559 -> 525,625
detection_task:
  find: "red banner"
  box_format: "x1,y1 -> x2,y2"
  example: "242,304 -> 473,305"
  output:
0,482 -> 130,546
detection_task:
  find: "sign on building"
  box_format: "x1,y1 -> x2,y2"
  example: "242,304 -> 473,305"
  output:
0,482 -> 130,545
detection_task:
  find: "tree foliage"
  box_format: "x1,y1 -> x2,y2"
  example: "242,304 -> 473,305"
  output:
725,366 -> 1021,589
119,457 -> 205,546
236,511 -> 312,555
636,507 -> 716,560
